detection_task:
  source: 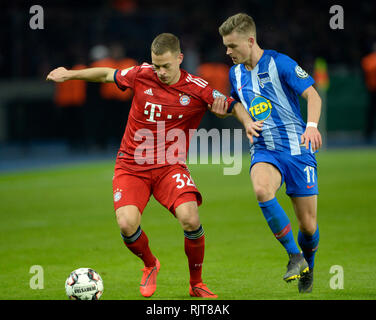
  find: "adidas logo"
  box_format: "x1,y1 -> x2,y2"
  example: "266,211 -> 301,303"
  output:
144,88 -> 153,96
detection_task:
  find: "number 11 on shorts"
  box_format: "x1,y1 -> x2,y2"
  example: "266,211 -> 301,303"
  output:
304,166 -> 315,184
172,173 -> 195,189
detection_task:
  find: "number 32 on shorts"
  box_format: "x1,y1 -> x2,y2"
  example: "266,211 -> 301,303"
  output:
172,173 -> 196,189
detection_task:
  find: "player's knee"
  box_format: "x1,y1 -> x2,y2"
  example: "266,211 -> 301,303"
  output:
115,205 -> 141,236
253,184 -> 275,202
175,201 -> 200,231
299,223 -> 317,236
298,216 -> 317,235
180,215 -> 200,231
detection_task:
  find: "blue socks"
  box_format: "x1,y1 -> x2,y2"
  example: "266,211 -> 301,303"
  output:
259,197 -> 300,255
298,226 -> 319,270
259,197 -> 320,270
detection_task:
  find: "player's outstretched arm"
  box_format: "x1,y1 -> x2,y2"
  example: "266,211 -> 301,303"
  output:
46,67 -> 116,83
301,86 -> 322,152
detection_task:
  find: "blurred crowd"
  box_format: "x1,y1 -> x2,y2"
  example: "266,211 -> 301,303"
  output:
1,0 -> 376,149
2,0 -> 376,79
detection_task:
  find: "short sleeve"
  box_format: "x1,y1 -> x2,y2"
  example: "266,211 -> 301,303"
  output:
276,54 -> 315,96
229,69 -> 241,103
114,65 -> 139,91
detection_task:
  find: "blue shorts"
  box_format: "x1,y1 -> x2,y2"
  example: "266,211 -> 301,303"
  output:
250,149 -> 318,197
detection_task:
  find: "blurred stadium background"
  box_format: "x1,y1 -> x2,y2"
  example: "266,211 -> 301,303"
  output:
1,0 -> 375,170
1,0 -> 376,300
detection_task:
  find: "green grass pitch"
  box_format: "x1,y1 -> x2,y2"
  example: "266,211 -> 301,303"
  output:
1,149 -> 375,300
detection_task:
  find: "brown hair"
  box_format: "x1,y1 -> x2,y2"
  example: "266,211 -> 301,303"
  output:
219,13 -> 256,38
151,33 -> 181,55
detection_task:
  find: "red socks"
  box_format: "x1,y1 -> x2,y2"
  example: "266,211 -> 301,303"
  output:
184,225 -> 205,286
121,227 -> 156,267
122,224 -> 206,286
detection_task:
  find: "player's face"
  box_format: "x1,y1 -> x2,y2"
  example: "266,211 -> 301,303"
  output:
222,31 -> 253,64
151,51 -> 183,85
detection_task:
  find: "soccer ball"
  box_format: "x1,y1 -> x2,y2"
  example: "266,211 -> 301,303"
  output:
65,268 -> 104,300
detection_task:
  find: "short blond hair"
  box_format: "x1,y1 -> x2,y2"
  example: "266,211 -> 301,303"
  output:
151,33 -> 181,55
219,13 -> 256,38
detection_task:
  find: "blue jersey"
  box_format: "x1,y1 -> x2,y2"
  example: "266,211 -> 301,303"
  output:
229,49 -> 315,156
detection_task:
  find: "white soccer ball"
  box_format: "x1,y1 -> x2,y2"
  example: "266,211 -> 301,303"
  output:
65,268 -> 104,300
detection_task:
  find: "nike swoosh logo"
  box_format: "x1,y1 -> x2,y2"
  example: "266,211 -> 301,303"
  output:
140,266 -> 156,287
193,287 -> 216,296
306,185 -> 315,189
238,84 -> 246,91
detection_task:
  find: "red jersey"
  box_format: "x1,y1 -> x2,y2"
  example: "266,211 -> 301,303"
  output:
114,63 -> 236,171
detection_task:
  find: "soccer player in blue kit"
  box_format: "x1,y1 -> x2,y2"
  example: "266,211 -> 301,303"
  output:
210,13 -> 322,293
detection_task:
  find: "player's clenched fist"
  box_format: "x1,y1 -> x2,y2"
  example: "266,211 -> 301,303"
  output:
208,96 -> 229,118
46,67 -> 71,82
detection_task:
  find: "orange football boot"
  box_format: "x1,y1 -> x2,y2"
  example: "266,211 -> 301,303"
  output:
140,259 -> 160,297
189,282 -> 218,298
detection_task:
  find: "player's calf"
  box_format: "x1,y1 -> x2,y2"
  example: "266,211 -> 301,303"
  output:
120,224 -> 159,297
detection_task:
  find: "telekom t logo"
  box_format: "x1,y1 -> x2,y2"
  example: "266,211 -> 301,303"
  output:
144,102 -> 162,122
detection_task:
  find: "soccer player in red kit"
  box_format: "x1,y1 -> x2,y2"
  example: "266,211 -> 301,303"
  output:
47,33 -> 262,298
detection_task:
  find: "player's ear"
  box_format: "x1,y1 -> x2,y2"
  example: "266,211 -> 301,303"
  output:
177,52 -> 184,65
248,36 -> 255,48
